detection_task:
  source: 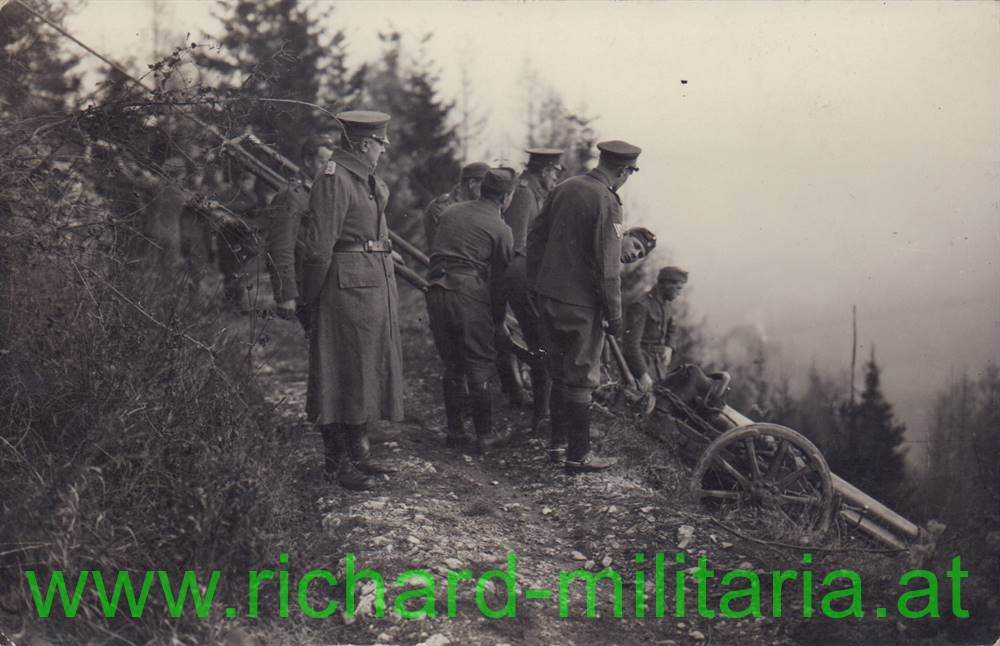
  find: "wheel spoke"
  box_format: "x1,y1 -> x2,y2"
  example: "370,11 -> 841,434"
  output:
767,440 -> 789,480
745,436 -> 761,481
776,464 -> 812,489
712,456 -> 752,490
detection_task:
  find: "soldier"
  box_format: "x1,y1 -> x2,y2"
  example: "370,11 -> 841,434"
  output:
497,148 -> 564,424
301,110 -> 401,492
527,140 -> 641,473
265,133 -> 336,329
426,168 -> 517,453
621,226 -> 657,264
216,171 -> 262,311
423,161 -> 490,251
623,266 -> 688,392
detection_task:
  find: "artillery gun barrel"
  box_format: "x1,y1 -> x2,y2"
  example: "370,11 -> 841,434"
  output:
839,509 -> 908,551
832,474 -> 920,540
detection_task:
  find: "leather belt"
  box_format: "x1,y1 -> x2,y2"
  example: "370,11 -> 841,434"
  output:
333,239 -> 393,253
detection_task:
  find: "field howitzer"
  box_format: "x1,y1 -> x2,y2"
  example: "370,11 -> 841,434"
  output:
602,329 -> 930,552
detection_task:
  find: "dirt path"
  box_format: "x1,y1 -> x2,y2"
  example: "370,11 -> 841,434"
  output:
251,317 -> 900,646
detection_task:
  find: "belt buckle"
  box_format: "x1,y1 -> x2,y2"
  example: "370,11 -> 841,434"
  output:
364,239 -> 392,253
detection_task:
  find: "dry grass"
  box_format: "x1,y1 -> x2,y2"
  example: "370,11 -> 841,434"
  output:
0,69 -> 309,644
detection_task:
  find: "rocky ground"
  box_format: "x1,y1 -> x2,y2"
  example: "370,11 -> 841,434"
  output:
242,304 -> 915,646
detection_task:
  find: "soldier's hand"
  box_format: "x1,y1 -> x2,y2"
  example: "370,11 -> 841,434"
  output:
296,303 -> 313,334
605,317 -> 624,337
659,346 -> 674,367
638,372 -> 654,393
274,299 -> 297,321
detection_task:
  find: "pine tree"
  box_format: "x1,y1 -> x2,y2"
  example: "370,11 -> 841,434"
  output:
0,0 -> 81,119
517,60 -> 597,176
195,0 -> 363,160
362,31 -> 460,224
834,348 -> 908,503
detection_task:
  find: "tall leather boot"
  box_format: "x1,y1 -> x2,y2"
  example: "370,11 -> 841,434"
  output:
319,423 -> 339,481
530,369 -> 551,435
470,380 -> 511,454
563,400 -> 617,474
347,422 -> 396,476
329,427 -> 376,491
443,377 -> 471,448
547,388 -> 568,464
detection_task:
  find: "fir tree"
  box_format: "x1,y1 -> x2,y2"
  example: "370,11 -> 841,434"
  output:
834,348 -> 908,502
363,31 -> 459,225
195,0 -> 363,160
517,59 -> 597,175
0,0 -> 80,119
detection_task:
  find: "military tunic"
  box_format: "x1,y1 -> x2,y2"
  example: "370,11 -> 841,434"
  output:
527,168 -> 624,403
623,289 -> 677,382
426,200 -> 513,383
264,175 -> 310,303
499,172 -> 549,378
422,184 -> 463,252
503,172 -> 547,256
301,148 -> 404,425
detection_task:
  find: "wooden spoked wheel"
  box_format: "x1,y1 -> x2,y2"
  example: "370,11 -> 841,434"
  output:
691,423 -> 835,541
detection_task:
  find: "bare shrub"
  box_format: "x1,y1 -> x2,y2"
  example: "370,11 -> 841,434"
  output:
0,48 -> 305,644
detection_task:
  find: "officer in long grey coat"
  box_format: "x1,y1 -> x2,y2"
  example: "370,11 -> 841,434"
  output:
527,140 -> 642,474
301,110 -> 402,491
426,168 -> 517,453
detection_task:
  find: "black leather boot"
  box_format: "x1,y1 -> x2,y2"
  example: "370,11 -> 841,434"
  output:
443,377 -> 471,448
563,400 -> 617,474
319,424 -> 339,481
347,423 -> 396,476
547,388 -> 568,464
470,380 -> 510,454
530,370 -> 551,434
331,429 -> 376,491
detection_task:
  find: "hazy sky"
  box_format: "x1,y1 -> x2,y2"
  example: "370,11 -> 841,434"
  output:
63,1 -> 1000,454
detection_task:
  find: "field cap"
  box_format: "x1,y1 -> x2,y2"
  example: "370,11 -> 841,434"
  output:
336,110 -> 391,145
460,162 -> 490,180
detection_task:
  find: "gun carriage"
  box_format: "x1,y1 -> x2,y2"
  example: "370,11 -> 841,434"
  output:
224,132 -> 922,552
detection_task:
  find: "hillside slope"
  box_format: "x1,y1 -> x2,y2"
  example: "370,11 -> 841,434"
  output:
242,311 -> 933,646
